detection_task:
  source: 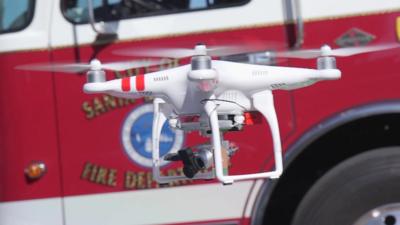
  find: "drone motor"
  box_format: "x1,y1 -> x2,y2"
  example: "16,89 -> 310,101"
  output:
85,59 -> 106,83
86,70 -> 106,83
317,56 -> 337,70
317,45 -> 337,70
188,44 -> 218,91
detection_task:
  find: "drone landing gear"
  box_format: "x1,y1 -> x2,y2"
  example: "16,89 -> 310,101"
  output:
201,93 -> 283,184
152,91 -> 284,185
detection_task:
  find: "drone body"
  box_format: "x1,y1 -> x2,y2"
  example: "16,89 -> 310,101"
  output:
84,60 -> 340,114
83,45 -> 341,184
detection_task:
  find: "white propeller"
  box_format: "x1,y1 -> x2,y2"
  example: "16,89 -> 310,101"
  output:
113,44 -> 267,59
16,58 -> 168,73
275,43 -> 398,59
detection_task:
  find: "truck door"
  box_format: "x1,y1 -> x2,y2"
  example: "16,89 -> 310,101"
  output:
0,1 -> 64,225
48,1 -> 295,224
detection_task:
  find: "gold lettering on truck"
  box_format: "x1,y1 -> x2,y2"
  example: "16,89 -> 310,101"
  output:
81,162 -> 192,189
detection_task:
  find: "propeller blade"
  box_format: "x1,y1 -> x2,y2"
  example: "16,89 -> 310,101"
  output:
114,43 -> 272,59
101,59 -> 170,71
16,63 -> 91,73
275,49 -> 323,59
330,43 -> 398,57
207,45 -> 264,57
114,47 -> 196,58
275,43 -> 398,59
16,59 -> 168,73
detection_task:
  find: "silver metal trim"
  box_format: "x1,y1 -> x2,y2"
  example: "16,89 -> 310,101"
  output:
353,203 -> 400,225
293,0 -> 304,48
284,0 -> 304,48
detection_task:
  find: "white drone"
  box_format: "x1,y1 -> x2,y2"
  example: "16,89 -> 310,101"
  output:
18,43 -> 395,185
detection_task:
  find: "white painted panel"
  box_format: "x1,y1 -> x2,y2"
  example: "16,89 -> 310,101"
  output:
2,0 -> 400,52
301,0 -> 400,20
49,0 -> 284,48
48,0 -> 400,48
244,179 -> 264,217
64,181 -> 254,225
0,0 -> 53,52
0,198 -> 64,225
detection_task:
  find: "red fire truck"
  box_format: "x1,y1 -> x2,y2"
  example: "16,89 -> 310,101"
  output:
1,0 -> 400,225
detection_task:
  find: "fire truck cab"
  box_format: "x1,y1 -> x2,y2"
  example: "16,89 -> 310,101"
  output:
1,1 -> 400,225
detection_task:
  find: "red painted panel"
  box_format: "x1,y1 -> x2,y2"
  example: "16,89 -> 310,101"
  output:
2,10 -> 399,208
284,11 -> 400,149
0,51 -> 62,202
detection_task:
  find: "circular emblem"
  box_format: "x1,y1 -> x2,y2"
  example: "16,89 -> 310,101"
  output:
121,104 -> 184,168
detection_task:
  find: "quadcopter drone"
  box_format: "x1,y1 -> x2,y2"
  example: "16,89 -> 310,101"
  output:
18,43 -> 395,185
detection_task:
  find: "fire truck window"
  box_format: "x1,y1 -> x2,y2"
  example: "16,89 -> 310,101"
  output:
63,0 -> 250,24
0,0 -> 35,34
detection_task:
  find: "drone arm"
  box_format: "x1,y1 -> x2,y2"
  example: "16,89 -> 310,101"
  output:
83,75 -> 154,99
83,77 -> 137,93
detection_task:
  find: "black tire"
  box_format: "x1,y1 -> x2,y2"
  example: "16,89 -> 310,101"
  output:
292,147 -> 400,225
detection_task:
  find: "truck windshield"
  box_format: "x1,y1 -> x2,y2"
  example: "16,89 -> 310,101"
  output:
0,0 -> 35,34
63,0 -> 249,24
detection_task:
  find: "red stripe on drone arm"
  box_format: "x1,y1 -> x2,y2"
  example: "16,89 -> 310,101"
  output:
122,77 -> 131,92
136,74 -> 145,91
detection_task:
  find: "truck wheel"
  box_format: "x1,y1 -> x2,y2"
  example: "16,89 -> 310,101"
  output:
291,147 -> 400,225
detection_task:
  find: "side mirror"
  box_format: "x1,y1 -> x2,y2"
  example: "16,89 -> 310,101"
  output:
87,0 -> 118,35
